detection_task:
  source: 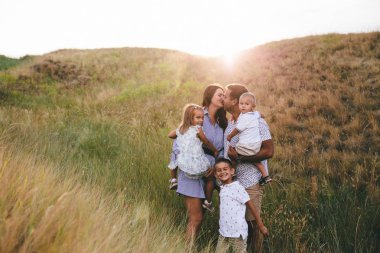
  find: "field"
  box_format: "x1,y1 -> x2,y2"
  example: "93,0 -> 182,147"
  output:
0,32 -> 379,252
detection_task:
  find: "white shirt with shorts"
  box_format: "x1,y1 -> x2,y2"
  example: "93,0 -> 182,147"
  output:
235,111 -> 261,156
218,181 -> 250,240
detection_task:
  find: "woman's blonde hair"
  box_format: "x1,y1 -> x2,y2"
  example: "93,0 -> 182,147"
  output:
178,103 -> 203,134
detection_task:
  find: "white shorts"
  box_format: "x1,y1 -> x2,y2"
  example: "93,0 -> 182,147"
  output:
235,141 -> 262,156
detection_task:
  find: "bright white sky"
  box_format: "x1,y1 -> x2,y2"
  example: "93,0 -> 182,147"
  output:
1,0 -> 379,58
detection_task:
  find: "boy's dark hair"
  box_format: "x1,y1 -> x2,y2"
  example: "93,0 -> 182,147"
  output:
214,157 -> 233,168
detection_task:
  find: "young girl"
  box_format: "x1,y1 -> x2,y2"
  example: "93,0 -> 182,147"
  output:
167,104 -> 219,197
226,92 -> 272,185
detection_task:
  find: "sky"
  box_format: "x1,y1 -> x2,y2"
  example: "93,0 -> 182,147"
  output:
1,0 -> 380,58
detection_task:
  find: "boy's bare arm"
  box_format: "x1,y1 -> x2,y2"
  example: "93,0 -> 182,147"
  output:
168,130 -> 177,139
227,128 -> 239,142
246,200 -> 269,236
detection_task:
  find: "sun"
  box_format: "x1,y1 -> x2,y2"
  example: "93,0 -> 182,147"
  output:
222,51 -> 239,69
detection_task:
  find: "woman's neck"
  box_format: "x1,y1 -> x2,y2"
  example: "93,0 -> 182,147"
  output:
207,104 -> 218,124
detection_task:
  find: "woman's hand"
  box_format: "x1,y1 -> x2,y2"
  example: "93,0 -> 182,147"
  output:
213,150 -> 219,158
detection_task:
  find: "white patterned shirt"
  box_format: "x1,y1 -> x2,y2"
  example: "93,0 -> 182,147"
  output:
224,117 -> 272,188
219,181 -> 250,239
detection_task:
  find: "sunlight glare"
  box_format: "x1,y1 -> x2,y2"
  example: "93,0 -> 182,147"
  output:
222,50 -> 240,69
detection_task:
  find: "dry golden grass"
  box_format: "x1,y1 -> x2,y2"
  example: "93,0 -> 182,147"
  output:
0,146 -> 186,253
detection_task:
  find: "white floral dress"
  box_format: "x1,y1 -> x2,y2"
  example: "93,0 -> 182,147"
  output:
173,125 -> 211,179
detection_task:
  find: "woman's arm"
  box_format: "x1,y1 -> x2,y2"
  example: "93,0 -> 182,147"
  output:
168,129 -> 177,139
197,128 -> 219,157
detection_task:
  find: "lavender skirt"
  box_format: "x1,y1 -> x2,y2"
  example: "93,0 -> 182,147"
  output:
176,154 -> 217,198
177,170 -> 205,198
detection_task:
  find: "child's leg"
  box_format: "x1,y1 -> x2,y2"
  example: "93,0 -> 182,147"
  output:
169,168 -> 178,190
203,172 -> 215,212
254,162 -> 267,177
205,176 -> 214,203
170,168 -> 177,179
215,235 -> 230,253
255,162 -> 272,185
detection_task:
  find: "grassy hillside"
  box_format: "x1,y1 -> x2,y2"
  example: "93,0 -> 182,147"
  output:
0,32 -> 379,252
0,55 -> 34,71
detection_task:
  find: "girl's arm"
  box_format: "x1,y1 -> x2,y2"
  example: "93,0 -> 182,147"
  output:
197,128 -> 219,157
227,128 -> 239,142
168,130 -> 177,139
245,200 -> 269,236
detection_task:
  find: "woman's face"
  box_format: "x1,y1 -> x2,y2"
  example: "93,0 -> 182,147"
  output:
210,88 -> 224,109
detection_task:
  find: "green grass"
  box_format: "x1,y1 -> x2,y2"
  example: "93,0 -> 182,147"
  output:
0,55 -> 21,70
0,55 -> 33,70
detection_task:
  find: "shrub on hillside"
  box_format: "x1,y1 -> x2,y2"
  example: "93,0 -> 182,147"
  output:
32,59 -> 91,86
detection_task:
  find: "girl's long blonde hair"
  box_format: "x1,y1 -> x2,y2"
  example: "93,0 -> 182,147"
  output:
178,103 -> 203,134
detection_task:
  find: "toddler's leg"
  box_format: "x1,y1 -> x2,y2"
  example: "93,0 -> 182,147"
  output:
170,168 -> 177,179
255,162 -> 272,186
169,168 -> 178,190
255,162 -> 267,178
205,177 -> 214,203
203,173 -> 215,212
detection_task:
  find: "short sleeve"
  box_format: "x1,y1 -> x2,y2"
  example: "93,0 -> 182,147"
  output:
236,183 -> 250,204
193,125 -> 202,135
236,113 -> 249,131
258,118 -> 272,141
172,139 -> 180,155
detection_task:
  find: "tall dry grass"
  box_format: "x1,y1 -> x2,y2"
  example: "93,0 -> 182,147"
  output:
0,146 -> 188,253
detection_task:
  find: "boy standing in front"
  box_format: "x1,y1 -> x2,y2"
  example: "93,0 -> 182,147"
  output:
214,158 -> 269,253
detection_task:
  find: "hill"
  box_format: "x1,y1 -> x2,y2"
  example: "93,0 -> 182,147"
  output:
0,32 -> 379,252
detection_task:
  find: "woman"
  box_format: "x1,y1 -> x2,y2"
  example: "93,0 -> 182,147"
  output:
170,84 -> 227,243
